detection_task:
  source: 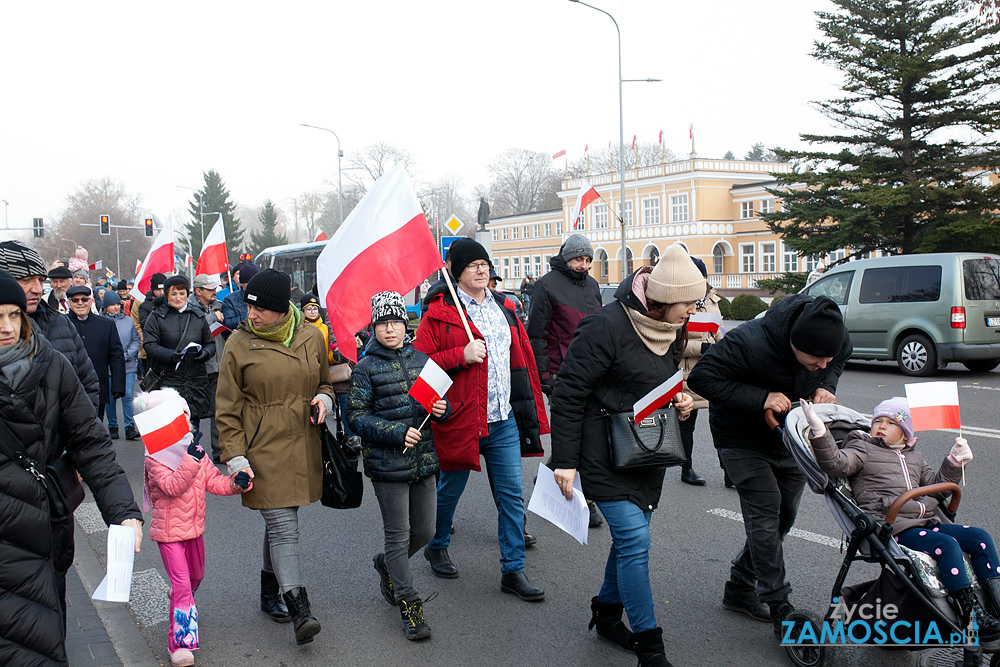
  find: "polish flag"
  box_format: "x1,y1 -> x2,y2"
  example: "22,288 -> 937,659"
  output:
568,179 -> 600,230
314,231 -> 328,242
196,218 -> 229,277
408,358 -> 453,414
688,312 -> 722,334
134,393 -> 190,456
689,123 -> 694,140
904,381 -> 961,431
633,370 -> 684,424
131,216 -> 174,302
631,135 -> 636,150
135,259 -> 142,277
658,130 -> 663,145
552,149 -> 566,160
209,321 -> 229,338
316,165 -> 444,363
584,144 -> 588,153
88,260 -> 103,271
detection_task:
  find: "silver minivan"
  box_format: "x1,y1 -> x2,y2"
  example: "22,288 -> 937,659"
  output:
801,252 -> 1000,376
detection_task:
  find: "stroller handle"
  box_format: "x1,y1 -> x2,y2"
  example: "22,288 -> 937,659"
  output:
885,482 -> 962,525
764,408 -> 780,431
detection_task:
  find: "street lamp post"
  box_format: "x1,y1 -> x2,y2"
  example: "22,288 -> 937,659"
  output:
299,124 -> 344,227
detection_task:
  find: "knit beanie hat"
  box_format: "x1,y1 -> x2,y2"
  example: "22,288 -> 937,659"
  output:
0,270 -> 28,311
149,273 -> 167,291
300,293 -> 321,309
238,263 -> 260,284
448,238 -> 490,279
49,266 -> 73,280
645,244 -> 707,304
790,296 -> 845,357
102,290 -> 122,309
371,291 -> 407,324
114,279 -> 129,291
72,269 -> 89,282
872,397 -> 916,446
163,275 -> 190,294
0,240 -> 47,279
244,269 -> 290,313
560,234 -> 594,262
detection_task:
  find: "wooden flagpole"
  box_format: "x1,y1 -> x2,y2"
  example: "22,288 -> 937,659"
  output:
441,269 -> 475,344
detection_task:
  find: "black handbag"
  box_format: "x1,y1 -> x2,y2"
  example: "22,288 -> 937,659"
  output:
605,406 -> 686,471
0,419 -> 85,522
319,409 -> 363,509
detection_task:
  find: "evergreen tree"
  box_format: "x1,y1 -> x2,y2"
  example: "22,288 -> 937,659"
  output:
723,150 -> 737,160
186,170 -> 244,265
763,0 -> 1000,257
249,199 -> 288,255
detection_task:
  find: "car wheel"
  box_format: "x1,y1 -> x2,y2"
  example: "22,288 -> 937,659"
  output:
963,359 -> 1000,373
896,334 -> 937,376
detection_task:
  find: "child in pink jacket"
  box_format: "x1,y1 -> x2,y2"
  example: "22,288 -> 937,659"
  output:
135,389 -> 251,667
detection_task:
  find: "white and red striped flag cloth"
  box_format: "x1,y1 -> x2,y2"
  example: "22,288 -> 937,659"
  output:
687,312 -> 722,334
134,392 -> 190,456
209,321 -> 229,338
316,165 -> 444,363
131,216 -> 174,302
904,381 -> 961,431
633,370 -> 684,424
314,231 -> 328,242
552,149 -> 566,160
569,179 -> 600,230
88,260 -> 103,271
408,358 -> 453,414
196,217 -> 229,277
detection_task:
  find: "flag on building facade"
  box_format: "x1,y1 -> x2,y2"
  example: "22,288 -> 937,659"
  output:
633,370 -> 684,424
904,381 -> 962,431
408,358 -> 453,414
568,179 -> 600,231
196,218 -> 229,277
131,217 -> 174,301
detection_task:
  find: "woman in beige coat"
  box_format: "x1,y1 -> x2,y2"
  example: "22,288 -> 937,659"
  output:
216,269 -> 335,647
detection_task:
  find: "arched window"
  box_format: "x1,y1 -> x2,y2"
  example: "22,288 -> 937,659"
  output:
713,245 -> 724,274
595,249 -> 609,279
646,245 -> 660,266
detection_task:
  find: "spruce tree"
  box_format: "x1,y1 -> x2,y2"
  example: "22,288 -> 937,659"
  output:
186,170 -> 244,265
763,0 -> 1000,257
249,199 -> 288,255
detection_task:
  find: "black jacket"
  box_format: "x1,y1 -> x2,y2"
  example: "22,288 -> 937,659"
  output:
549,271 -> 683,511
69,313 -> 126,405
28,300 -> 101,410
687,293 -> 853,455
143,300 -> 215,420
0,335 -> 141,666
346,340 -> 450,483
527,256 -> 602,384
136,292 -> 156,331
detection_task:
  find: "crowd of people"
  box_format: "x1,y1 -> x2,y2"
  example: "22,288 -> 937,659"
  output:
4,234 -> 1000,667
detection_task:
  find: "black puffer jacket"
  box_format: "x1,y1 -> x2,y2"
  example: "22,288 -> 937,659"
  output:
346,340 -> 450,483
687,293 -> 853,455
549,270 -> 683,511
28,300 -> 101,410
0,335 -> 141,666
143,299 -> 215,420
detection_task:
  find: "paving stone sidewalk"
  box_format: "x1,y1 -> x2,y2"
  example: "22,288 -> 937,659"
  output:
65,567 -> 123,667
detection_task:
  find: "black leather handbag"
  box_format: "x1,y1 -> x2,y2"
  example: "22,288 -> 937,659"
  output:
605,406 -> 686,471
319,410 -> 363,509
0,419 -> 85,522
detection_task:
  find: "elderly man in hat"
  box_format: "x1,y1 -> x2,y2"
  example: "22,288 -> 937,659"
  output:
47,266 -> 74,313
0,240 -> 101,409
66,285 -> 126,423
189,272 -> 225,460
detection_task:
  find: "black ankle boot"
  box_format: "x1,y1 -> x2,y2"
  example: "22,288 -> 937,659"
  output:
954,586 -> 1000,646
282,587 -> 321,645
630,627 -> 673,666
399,598 -> 432,641
982,578 -> 1000,617
260,570 -> 291,623
588,596 -> 633,651
768,599 -> 795,638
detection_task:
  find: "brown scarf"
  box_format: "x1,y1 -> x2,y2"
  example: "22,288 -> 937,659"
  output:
624,304 -> 683,356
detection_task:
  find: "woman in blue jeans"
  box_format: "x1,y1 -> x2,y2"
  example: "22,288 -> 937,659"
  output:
551,243 -> 703,667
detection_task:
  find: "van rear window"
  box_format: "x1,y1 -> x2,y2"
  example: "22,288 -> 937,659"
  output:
859,266 -> 941,303
964,258 -> 1000,300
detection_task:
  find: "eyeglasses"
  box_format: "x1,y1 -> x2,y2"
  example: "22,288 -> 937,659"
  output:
465,261 -> 491,273
69,297 -> 91,304
374,320 -> 406,332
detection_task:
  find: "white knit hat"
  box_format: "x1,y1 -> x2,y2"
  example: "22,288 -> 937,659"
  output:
645,244 -> 707,304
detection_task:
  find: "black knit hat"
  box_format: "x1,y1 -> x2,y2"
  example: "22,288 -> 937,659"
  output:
49,266 -> 73,280
244,269 -> 290,313
238,264 -> 260,284
790,296 -> 846,357
0,270 -> 27,311
300,293 -> 321,309
150,273 -> 167,291
163,275 -> 190,294
0,240 -> 47,279
448,238 -> 490,279
114,279 -> 128,291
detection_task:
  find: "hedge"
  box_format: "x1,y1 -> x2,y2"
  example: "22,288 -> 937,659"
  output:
729,294 -> 768,321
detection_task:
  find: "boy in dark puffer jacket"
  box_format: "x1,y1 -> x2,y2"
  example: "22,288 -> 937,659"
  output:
347,291 -> 451,641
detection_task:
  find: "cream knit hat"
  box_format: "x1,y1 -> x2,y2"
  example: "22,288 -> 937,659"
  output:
645,244 -> 707,304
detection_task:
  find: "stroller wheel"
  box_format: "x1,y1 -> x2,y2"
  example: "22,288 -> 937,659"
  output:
781,610 -> 828,667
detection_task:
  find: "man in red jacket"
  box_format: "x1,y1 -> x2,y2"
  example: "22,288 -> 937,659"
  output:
415,238 -> 549,602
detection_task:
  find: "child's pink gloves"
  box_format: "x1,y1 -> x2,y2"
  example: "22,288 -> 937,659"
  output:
800,399 -> 826,438
949,437 -> 973,465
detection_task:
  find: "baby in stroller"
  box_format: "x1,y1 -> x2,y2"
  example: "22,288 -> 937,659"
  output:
800,396 -> 1000,646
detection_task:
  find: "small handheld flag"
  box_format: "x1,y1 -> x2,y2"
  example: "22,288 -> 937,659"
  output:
688,312 -> 722,334
408,358 -> 453,414
633,370 -> 684,424
134,393 -> 190,456
904,381 -> 961,432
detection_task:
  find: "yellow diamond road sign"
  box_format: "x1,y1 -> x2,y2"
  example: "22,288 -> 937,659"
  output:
445,215 -> 463,234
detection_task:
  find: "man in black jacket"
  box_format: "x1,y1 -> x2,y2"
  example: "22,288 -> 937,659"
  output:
67,286 -> 125,424
0,240 -> 102,410
688,294 -> 851,635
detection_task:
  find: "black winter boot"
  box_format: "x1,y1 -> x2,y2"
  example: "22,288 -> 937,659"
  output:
982,577 -> 1000,618
769,599 -> 795,638
588,596 -> 633,651
630,627 -> 674,667
282,587 -> 321,645
373,553 -> 395,606
260,570 -> 291,623
399,598 -> 432,640
954,586 -> 1000,647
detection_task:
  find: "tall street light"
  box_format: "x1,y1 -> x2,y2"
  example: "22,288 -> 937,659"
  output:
300,124 -> 344,228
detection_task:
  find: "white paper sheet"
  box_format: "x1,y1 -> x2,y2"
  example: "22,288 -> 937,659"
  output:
527,463 -> 589,545
92,524 -> 135,603
175,342 -> 202,369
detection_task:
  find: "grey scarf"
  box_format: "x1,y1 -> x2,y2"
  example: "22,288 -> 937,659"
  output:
0,335 -> 33,390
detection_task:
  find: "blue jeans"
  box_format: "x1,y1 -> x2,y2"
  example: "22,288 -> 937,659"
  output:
428,415 -> 526,575
595,500 -> 656,633
897,524 -> 1000,591
106,371 -> 135,430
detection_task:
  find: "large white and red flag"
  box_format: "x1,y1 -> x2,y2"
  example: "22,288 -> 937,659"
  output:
196,217 -> 229,277
688,312 -> 722,334
904,381 -> 961,431
134,392 -> 190,456
131,216 -> 174,302
135,259 -> 142,277
633,370 -> 684,424
316,165 -> 444,363
569,179 -> 600,230
408,358 -> 453,414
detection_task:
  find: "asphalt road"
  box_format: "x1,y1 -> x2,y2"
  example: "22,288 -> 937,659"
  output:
77,360 -> 1000,667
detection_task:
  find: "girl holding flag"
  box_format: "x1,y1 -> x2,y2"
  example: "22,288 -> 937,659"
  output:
550,243 -> 699,667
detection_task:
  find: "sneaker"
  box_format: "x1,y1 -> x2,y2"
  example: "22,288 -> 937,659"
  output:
108,427 -> 119,440
124,426 -> 140,441
399,598 -> 431,640
769,600 -> 795,638
169,648 -> 194,667
373,553 -> 395,606
723,581 -> 770,622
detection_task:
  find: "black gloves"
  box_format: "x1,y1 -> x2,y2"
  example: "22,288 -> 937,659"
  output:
170,352 -> 184,365
187,440 -> 205,461
193,348 -> 211,362
701,341 -> 713,355
233,471 -> 251,489
540,381 -> 553,396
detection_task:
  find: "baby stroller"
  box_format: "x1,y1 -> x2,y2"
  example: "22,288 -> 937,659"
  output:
768,402 -> 1000,667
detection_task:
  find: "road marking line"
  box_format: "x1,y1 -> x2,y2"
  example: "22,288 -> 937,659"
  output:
129,568 -> 170,626
961,384 -> 1000,392
708,508 -> 842,548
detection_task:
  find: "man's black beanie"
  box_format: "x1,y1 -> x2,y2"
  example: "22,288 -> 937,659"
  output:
790,296 -> 845,357
448,238 -> 490,280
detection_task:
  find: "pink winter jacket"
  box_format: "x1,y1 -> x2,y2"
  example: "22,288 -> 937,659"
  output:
145,454 -> 239,543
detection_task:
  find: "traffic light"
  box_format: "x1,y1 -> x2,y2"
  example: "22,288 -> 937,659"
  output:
99,214 -> 110,235
144,218 -> 154,237
32,217 -> 43,239
238,252 -> 253,262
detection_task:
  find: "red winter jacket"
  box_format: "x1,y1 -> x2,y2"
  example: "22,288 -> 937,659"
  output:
415,285 -> 549,472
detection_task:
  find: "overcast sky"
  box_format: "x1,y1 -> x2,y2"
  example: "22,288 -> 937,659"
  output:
1,0 -> 841,235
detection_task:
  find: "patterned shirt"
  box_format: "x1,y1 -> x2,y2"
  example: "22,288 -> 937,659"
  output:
456,288 -> 512,423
